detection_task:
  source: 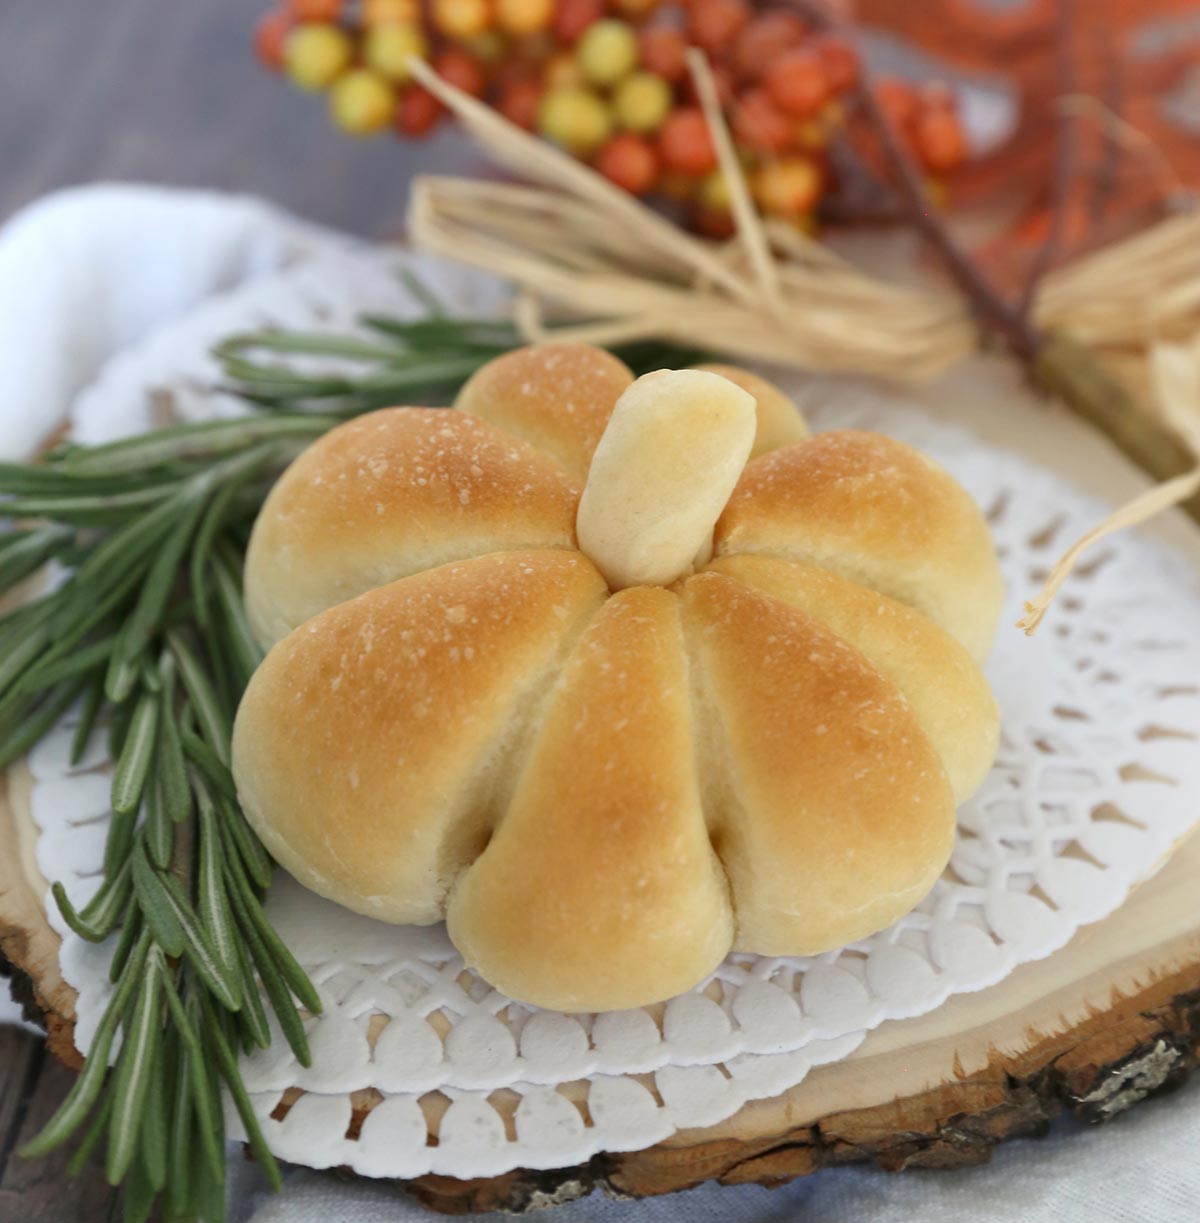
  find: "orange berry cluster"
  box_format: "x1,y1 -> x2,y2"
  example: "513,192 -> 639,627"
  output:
255,0 -> 971,233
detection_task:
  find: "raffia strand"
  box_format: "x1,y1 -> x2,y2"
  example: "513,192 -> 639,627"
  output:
404,56 -> 1200,636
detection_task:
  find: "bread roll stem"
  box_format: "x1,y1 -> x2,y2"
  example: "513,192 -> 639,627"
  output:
576,370 -> 757,590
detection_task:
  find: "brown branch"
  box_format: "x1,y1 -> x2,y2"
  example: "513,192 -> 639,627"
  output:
786,1 -> 1200,532
818,138 -> 909,227
789,0 -> 1043,360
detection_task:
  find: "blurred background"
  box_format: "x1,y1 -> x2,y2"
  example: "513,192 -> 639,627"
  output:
7,0 -> 1196,281
2,0 -> 485,234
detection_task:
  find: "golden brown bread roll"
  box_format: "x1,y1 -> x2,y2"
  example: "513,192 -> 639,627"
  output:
453,343 -> 633,480
243,409 -> 579,649
234,347 -> 1004,1012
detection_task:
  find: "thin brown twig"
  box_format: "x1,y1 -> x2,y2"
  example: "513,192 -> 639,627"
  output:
818,137 -> 909,227
1088,28 -> 1125,225
789,0 -> 1043,360
1018,0 -> 1080,317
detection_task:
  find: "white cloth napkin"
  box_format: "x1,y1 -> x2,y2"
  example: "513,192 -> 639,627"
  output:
1,182 -> 1198,1222
0,183 -> 344,460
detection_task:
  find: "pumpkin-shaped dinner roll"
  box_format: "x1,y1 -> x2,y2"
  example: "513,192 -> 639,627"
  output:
233,344 -> 1002,1012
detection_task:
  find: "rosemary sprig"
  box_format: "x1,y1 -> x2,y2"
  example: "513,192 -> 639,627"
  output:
2,295 -> 700,1221
216,297 -> 703,415
4,416 -> 332,1223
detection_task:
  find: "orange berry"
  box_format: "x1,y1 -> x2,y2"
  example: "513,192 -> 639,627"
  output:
433,47 -> 486,95
496,0 -> 554,34
329,69 -> 396,133
688,0 -> 750,54
693,203 -> 736,239
284,23 -> 354,91
498,77 -> 544,128
752,156 -> 822,217
395,84 -> 444,136
365,24 -> 429,83
813,35 -> 859,94
763,47 -> 829,118
544,50 -> 586,88
873,76 -> 918,133
594,132 -> 660,193
732,88 -> 792,154
658,107 -> 717,176
612,71 -> 672,133
553,0 -> 608,43
913,107 -> 968,172
538,85 -> 613,153
731,12 -> 806,82
637,25 -> 687,83
363,0 -> 421,22
433,0 -> 491,39
254,11 -> 293,71
286,0 -> 343,18
577,19 -> 639,86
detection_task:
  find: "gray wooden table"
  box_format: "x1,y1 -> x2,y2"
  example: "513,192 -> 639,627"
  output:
1,0 -> 484,238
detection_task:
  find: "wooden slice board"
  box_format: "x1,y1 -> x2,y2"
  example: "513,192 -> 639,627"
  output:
2,761 -> 1198,1215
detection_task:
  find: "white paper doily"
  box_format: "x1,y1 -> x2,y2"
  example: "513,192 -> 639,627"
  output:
26,248 -> 1200,1178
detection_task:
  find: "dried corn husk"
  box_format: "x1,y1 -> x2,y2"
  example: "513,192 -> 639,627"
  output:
405,57 -> 1200,632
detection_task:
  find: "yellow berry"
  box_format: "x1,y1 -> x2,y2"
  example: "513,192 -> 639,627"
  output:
329,69 -> 397,134
284,23 -> 354,91
363,0 -> 420,23
364,23 -> 429,82
698,169 -> 731,211
612,71 -> 672,134
576,19 -> 639,87
433,0 -> 491,39
495,0 -> 553,35
752,157 -> 822,218
538,86 -> 613,154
